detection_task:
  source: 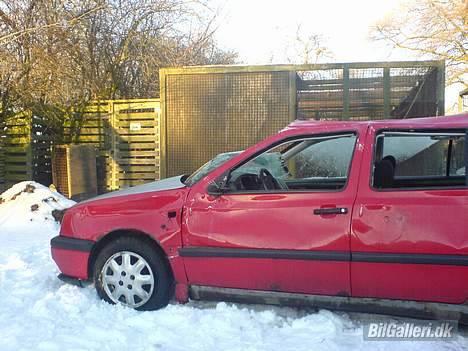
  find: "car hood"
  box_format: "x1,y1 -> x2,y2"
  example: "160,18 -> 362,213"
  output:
59,175 -> 189,241
79,175 -> 187,204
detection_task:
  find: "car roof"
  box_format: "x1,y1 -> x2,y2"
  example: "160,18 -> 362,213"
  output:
287,113 -> 468,131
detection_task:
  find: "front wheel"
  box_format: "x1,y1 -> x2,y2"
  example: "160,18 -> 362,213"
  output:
94,236 -> 173,310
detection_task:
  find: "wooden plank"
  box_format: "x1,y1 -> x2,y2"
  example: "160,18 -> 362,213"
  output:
5,125 -> 31,134
298,88 -> 410,101
5,164 -> 31,172
107,98 -> 159,104
4,136 -> 31,144
64,118 -> 109,127
117,180 -> 150,187
5,115 -> 31,126
117,158 -> 157,165
78,104 -> 110,114
298,93 -> 409,106
114,101 -> 159,111
118,135 -> 158,143
118,165 -> 158,172
4,146 -> 30,153
118,120 -> 157,127
5,155 -> 29,163
117,113 -> 156,120
117,128 -> 156,135
118,173 -> 158,180
118,150 -> 158,157
298,75 -> 423,88
118,143 -> 158,150
74,135 -> 107,142
4,120 -> 30,127
67,127 -> 107,135
117,133 -> 156,139
5,168 -> 30,175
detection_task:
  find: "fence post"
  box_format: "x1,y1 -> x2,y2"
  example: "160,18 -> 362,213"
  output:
436,60 -> 445,116
343,64 -> 350,120
383,67 -> 391,118
159,69 -> 167,179
289,71 -> 297,121
110,101 -> 119,190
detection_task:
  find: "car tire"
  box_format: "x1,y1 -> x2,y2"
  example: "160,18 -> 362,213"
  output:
94,236 -> 173,311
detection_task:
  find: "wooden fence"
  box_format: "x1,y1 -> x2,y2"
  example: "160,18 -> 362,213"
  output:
0,113 -> 50,192
64,99 -> 161,193
0,99 -> 161,194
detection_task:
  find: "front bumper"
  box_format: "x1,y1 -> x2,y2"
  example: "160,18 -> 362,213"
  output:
50,235 -> 95,280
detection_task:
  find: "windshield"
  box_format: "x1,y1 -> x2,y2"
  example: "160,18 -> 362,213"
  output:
184,151 -> 240,186
184,150 -> 289,187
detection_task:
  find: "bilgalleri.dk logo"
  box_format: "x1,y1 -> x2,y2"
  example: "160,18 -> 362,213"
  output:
363,320 -> 457,340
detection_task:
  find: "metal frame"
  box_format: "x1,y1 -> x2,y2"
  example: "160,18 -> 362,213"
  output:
159,60 -> 445,179
159,60 -> 444,75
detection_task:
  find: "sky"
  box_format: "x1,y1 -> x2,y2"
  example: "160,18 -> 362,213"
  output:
213,0 -> 409,64
211,0 -> 461,112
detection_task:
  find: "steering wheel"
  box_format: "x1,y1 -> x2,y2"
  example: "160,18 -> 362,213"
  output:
259,168 -> 284,190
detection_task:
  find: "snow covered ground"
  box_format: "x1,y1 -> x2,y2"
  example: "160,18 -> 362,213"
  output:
0,181 -> 467,351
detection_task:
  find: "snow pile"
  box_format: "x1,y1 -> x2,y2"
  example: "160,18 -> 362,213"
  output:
0,181 -> 75,249
0,182 -> 467,350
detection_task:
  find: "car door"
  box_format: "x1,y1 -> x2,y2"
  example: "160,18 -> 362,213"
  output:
351,126 -> 468,304
180,128 -> 365,296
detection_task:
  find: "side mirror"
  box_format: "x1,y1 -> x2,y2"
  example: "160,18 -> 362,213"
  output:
207,182 -> 226,196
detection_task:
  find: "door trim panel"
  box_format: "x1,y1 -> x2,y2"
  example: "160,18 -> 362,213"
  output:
180,247 -> 468,266
180,247 -> 350,261
353,252 -> 468,266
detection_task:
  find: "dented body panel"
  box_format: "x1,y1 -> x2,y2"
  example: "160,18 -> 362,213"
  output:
55,178 -> 190,287
51,114 -> 468,310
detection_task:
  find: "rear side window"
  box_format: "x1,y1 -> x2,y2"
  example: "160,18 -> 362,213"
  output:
373,131 -> 466,189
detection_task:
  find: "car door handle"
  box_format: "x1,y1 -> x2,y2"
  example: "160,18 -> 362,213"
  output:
313,207 -> 348,215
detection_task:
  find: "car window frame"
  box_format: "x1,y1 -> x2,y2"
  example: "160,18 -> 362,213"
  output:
215,131 -> 359,195
370,128 -> 468,192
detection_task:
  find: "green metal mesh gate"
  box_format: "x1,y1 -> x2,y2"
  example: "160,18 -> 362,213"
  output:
296,64 -> 443,120
162,71 -> 293,177
160,61 -> 445,178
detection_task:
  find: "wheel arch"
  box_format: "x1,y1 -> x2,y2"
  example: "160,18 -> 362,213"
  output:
87,229 -> 173,281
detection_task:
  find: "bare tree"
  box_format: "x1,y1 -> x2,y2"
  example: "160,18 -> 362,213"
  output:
269,24 -> 332,65
0,4 -> 104,45
372,0 -> 467,86
0,0 -> 236,133
288,25 -> 333,64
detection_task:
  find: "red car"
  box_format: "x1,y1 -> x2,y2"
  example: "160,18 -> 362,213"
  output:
51,114 -> 468,320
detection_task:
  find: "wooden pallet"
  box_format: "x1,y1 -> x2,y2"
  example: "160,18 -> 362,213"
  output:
63,99 -> 160,193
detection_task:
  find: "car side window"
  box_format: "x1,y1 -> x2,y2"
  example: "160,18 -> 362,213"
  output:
226,133 -> 357,192
373,130 -> 466,189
